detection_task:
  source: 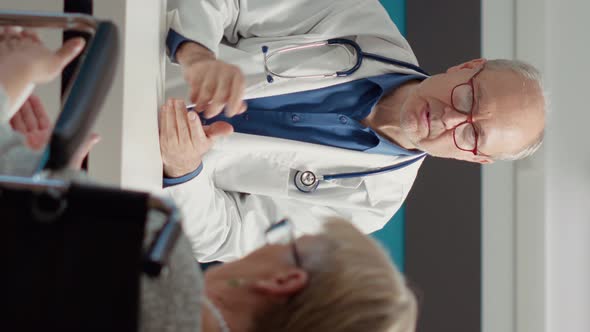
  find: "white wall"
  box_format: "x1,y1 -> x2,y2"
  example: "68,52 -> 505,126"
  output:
483,1 -> 590,332
545,1 -> 590,331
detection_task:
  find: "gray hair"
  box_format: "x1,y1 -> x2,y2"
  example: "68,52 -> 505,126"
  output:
484,59 -> 548,161
254,219 -> 417,332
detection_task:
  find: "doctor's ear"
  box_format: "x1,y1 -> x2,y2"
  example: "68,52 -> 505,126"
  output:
446,58 -> 487,73
252,269 -> 308,298
459,154 -> 494,164
474,156 -> 493,164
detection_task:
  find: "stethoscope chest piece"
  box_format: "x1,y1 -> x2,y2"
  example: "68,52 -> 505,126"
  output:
294,170 -> 320,193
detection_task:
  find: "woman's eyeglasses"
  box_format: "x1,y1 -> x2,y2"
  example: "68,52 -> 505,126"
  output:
264,218 -> 302,268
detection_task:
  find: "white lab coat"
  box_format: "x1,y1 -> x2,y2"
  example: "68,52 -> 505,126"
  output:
165,0 -> 426,262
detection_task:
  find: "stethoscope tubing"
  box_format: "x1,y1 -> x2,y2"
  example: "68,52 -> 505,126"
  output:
322,153 -> 426,181
326,38 -> 430,77
263,38 -> 430,80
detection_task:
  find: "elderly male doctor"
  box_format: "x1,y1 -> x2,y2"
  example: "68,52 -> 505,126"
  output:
161,0 -> 546,262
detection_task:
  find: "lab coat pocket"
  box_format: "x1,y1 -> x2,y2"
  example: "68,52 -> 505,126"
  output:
213,151 -> 294,198
324,177 -> 364,189
363,174 -> 404,208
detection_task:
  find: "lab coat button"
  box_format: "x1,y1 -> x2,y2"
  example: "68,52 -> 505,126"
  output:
339,116 -> 348,124
292,114 -> 300,122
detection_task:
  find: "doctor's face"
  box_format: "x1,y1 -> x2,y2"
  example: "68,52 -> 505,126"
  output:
398,59 -> 545,163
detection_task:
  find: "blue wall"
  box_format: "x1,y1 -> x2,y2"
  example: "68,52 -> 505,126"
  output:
379,0 -> 406,35
371,0 -> 407,271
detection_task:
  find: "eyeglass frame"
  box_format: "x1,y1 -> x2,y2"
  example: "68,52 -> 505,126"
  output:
450,65 -> 489,156
264,218 -> 302,268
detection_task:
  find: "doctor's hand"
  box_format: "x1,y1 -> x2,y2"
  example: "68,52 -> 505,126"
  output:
176,42 -> 247,119
159,98 -> 233,178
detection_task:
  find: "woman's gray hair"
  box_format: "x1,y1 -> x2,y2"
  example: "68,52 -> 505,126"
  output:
253,219 -> 417,332
484,59 -> 548,161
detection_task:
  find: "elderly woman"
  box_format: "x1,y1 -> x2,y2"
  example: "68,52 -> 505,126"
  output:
142,218 -> 417,332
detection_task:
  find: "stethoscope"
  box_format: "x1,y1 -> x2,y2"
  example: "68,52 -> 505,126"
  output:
262,38 -> 430,83
188,38 -> 430,193
293,154 -> 426,193
262,38 -> 430,193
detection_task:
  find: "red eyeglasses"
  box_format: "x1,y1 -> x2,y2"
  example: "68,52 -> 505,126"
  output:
450,66 -> 487,156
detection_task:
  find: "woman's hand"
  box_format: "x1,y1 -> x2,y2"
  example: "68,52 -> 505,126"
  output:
0,28 -> 85,118
10,95 -> 52,150
0,28 -> 85,85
